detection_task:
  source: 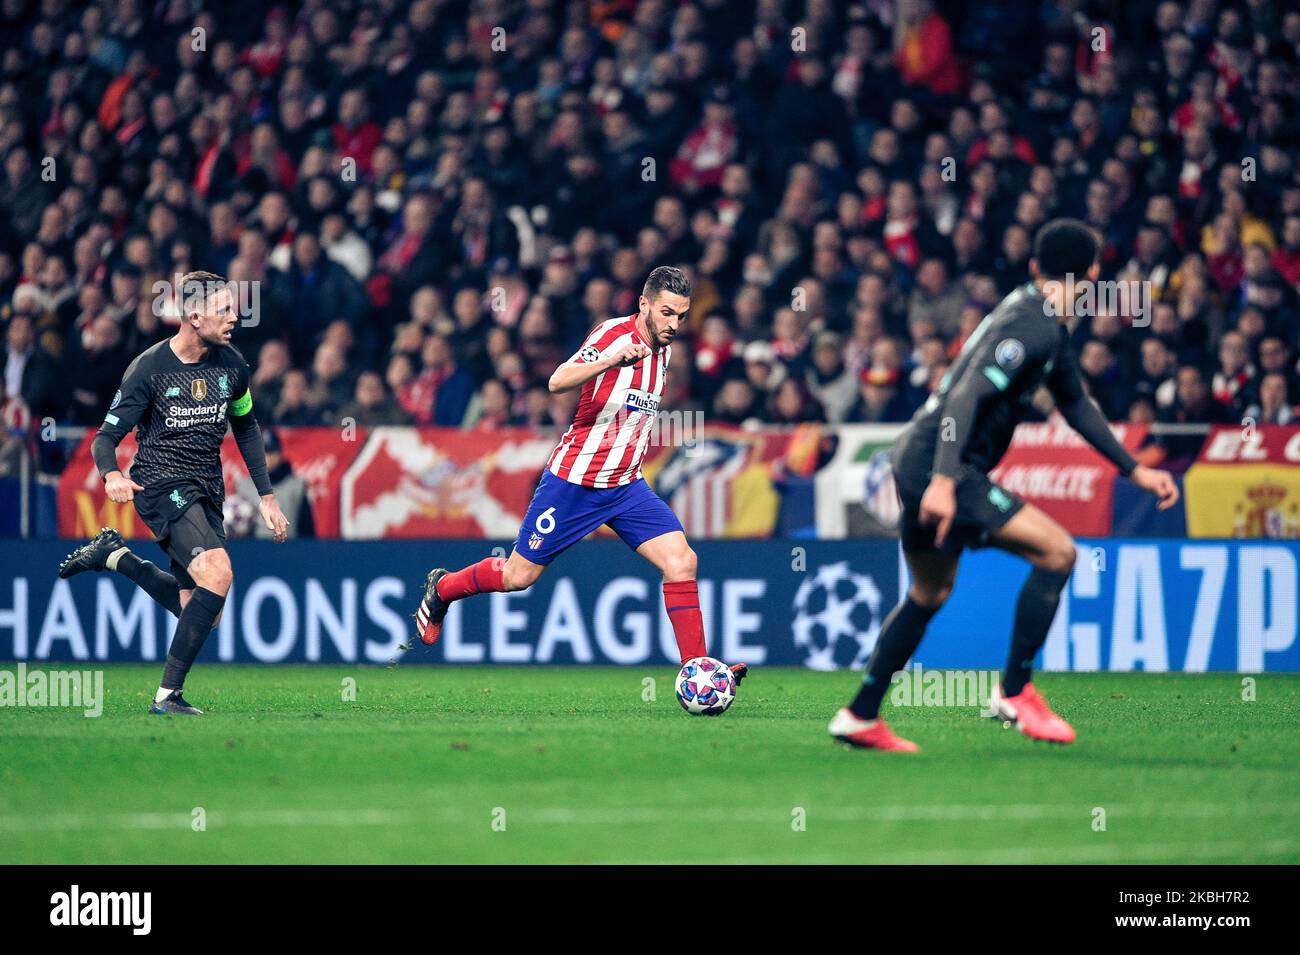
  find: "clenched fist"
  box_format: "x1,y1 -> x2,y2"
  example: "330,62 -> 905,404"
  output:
608,342 -> 651,368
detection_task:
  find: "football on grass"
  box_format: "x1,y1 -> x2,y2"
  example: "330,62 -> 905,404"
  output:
674,657 -> 737,716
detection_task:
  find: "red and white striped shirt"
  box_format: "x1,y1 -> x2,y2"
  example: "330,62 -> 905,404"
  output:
546,315 -> 669,488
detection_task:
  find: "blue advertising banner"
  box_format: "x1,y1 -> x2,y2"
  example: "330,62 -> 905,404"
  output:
0,539 -> 1296,671
0,540 -> 899,669
922,539 -> 1300,672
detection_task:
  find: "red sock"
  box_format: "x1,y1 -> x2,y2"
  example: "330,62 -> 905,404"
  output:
663,579 -> 707,663
436,557 -> 506,601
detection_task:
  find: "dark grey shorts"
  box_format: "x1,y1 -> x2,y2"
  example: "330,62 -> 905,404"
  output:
895,465 -> 1025,554
134,484 -> 227,589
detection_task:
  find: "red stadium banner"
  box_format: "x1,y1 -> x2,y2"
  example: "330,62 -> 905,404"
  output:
57,427 -> 364,539
990,418 -> 1148,536
58,431 -> 153,540
219,427 -> 365,539
1195,423 -> 1300,464
59,425 -> 794,541
338,426 -> 558,538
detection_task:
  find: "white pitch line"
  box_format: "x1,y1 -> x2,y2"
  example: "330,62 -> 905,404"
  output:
609,839 -> 1300,866
0,803 -> 1295,833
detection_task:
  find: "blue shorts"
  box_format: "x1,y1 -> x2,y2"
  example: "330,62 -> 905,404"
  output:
514,471 -> 684,565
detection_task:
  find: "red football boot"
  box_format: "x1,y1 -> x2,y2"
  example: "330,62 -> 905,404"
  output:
988,683 -> 1076,744
828,708 -> 919,752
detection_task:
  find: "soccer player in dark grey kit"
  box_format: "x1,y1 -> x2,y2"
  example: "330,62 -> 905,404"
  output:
829,219 -> 1180,751
59,272 -> 289,715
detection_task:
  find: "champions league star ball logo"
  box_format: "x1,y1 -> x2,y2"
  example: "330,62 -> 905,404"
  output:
995,338 -> 1025,370
792,561 -> 883,671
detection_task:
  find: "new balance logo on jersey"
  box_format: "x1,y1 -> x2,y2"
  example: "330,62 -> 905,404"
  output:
165,387 -> 181,397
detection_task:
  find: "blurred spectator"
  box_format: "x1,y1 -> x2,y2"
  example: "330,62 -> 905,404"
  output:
1244,372 -> 1298,425
2,314 -> 61,420
273,369 -> 323,427
0,0 -> 1292,469
231,427 -> 315,539
1211,330 -> 1255,415
805,332 -> 858,424
848,367 -> 916,423
1151,366 -> 1238,471
339,370 -> 411,427
713,378 -> 761,426
402,335 -> 476,427
769,377 -> 826,425
471,378 -> 518,431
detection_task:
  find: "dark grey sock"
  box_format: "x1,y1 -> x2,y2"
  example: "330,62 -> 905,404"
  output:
1002,567 -> 1072,696
161,587 -> 225,691
114,551 -> 182,617
849,597 -> 940,719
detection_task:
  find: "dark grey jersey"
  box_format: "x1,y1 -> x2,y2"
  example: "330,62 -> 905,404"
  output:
98,339 -> 253,503
894,283 -> 1136,484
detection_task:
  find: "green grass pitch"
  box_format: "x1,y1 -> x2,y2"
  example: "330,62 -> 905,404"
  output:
1,665 -> 1296,864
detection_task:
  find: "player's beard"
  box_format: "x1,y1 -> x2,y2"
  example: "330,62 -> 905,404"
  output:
642,314 -> 671,351
200,324 -> 234,347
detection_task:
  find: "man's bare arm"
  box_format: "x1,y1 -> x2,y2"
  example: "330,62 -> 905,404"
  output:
548,341 -> 650,394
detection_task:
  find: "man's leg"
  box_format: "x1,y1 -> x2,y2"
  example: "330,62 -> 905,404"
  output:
415,472 -> 602,644
110,548 -> 183,616
57,527 -> 182,615
828,546 -> 959,752
848,546 -> 959,720
986,503 -> 1078,742
152,545 -> 229,712
415,551 -> 543,644
988,503 -> 1076,696
633,530 -> 708,665
149,502 -> 231,713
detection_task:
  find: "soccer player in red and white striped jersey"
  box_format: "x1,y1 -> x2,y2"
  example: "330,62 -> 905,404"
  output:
545,311 -> 668,487
414,267 -> 748,686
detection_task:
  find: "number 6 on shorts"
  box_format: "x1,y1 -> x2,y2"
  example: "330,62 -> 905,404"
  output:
535,507 -> 556,534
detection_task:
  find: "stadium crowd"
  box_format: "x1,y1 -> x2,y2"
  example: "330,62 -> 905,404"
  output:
1,0 -> 1299,474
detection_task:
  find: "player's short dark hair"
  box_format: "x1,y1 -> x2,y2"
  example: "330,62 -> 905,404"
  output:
642,265 -> 691,301
180,270 -> 230,315
1033,218 -> 1099,279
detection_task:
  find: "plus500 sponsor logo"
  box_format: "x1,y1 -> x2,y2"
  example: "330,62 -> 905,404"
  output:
623,389 -> 660,416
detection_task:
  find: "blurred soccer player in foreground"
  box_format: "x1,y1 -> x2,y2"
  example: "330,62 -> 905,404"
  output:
829,220 -> 1179,751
